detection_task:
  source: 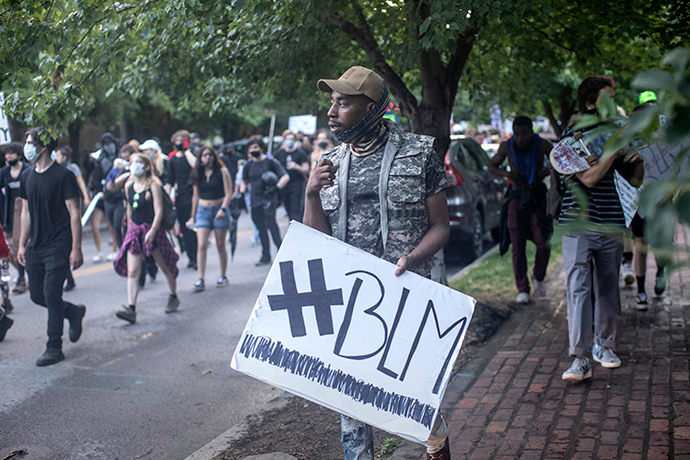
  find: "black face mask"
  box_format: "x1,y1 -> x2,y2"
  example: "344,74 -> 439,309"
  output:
249,149 -> 262,158
7,159 -> 18,166
175,143 -> 184,151
318,141 -> 328,149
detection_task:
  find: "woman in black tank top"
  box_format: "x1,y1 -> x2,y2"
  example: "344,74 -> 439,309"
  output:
188,146 -> 234,292
113,154 -> 180,324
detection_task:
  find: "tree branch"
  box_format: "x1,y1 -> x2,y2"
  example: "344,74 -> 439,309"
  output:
321,7 -> 418,116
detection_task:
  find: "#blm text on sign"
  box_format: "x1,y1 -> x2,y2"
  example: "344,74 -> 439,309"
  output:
231,222 -> 476,443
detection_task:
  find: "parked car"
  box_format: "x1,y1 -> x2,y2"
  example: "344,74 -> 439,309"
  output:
444,136 -> 507,260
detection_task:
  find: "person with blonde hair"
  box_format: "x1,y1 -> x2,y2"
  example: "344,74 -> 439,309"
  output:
113,153 -> 179,324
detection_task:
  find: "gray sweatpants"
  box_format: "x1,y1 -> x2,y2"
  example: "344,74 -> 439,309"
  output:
562,232 -> 623,357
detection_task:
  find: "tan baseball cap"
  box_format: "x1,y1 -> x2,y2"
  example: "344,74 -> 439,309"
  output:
317,66 -> 383,101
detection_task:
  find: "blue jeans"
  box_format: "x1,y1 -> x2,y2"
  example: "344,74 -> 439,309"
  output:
195,203 -> 230,229
341,413 -> 448,459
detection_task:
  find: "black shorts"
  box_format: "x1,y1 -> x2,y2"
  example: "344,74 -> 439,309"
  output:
630,213 -> 644,238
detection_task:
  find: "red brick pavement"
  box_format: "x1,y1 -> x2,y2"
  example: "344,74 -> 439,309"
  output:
445,225 -> 690,459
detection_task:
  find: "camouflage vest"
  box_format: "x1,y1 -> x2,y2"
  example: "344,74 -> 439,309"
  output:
319,120 -> 436,278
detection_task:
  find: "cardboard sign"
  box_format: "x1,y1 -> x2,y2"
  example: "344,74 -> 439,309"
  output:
231,222 -> 476,443
637,136 -> 690,183
288,114 -> 317,136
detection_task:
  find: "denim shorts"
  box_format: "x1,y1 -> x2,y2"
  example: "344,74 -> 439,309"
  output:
195,203 -> 230,229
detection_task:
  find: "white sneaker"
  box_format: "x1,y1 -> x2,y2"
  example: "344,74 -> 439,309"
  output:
530,272 -> 546,296
562,357 -> 593,381
92,253 -> 104,263
516,292 -> 530,304
592,344 -> 621,368
621,261 -> 635,286
106,252 -> 118,262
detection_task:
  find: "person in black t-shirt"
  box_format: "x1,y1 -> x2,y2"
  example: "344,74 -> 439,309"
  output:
273,130 -> 310,222
166,130 -> 198,269
240,136 -> 288,265
18,128 -> 86,367
0,142 -> 29,294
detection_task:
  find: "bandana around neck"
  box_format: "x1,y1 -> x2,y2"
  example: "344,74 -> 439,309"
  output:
335,86 -> 390,157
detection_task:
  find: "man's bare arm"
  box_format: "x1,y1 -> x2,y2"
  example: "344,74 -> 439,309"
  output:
395,191 -> 450,276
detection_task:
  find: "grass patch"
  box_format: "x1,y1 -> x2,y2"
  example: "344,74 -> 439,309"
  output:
376,437 -> 400,458
450,226 -> 564,305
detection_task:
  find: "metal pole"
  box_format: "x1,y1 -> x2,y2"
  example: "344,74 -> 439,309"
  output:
267,114 -> 276,156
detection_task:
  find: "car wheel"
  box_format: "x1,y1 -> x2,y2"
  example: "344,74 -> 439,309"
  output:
469,208 -> 484,260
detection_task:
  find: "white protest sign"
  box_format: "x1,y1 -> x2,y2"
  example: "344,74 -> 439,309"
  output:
231,222 -> 476,444
637,136 -> 690,183
613,171 -> 639,228
288,114 -> 317,136
0,93 -> 11,144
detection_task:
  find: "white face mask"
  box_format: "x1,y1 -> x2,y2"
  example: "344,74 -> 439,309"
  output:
131,162 -> 146,177
23,144 -> 40,163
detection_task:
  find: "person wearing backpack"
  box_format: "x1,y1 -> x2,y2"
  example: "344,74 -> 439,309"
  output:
187,146 -> 234,292
240,136 -> 289,266
558,76 -> 644,381
113,154 -> 179,324
489,116 -> 553,304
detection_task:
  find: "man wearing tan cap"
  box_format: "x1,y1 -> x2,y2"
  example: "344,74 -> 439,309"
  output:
304,66 -> 452,459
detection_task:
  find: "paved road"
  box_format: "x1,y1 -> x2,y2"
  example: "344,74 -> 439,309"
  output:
0,212 -> 286,460
0,208 -> 475,460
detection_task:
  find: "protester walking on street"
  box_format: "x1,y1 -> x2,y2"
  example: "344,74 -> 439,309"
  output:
166,130 -> 198,269
0,220 -> 14,341
305,65 -> 452,460
274,129 -> 310,223
113,154 -> 179,324
0,142 -> 29,294
240,136 -> 289,266
188,146 -> 234,291
557,76 -> 645,381
55,146 -> 90,292
489,116 -> 553,304
103,144 -> 134,254
18,128 -> 86,366
86,132 -> 119,262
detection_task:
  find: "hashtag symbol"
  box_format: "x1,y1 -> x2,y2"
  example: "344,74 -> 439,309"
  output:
268,259 -> 344,338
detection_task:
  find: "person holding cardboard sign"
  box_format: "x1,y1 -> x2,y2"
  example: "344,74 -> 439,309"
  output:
557,77 -> 644,381
305,66 -> 451,460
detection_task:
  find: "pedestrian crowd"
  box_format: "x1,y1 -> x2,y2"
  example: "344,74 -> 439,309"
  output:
0,66 -> 676,460
0,126 -> 329,365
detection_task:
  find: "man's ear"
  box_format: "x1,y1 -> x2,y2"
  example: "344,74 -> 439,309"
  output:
367,101 -> 375,112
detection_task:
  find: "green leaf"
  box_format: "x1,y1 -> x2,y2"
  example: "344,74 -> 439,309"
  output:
632,70 -> 675,92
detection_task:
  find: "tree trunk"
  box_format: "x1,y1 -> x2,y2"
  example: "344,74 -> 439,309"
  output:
558,87 -> 575,131
68,120 -> 81,166
542,99 -> 562,138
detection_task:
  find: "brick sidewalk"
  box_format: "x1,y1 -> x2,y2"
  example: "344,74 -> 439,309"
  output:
446,225 -> 690,459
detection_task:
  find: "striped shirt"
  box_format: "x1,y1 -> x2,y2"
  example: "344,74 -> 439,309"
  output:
558,158 -> 635,228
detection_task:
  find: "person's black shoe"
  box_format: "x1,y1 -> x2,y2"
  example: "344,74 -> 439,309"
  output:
69,304 -> 86,343
0,315 -> 14,341
255,258 -> 271,266
3,300 -> 13,315
187,261 -> 197,270
63,280 -> 76,292
36,348 -> 65,366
